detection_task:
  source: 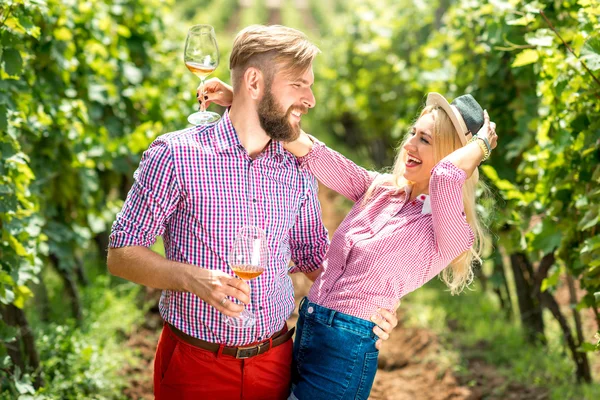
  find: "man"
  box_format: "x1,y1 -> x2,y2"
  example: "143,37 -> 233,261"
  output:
108,25 -> 396,400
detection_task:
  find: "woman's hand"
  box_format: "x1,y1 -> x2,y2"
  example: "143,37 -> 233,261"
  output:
197,78 -> 233,110
476,110 -> 498,151
282,130 -> 314,158
370,303 -> 400,350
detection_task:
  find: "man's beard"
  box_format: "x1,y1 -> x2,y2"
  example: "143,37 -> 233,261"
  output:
257,87 -> 306,142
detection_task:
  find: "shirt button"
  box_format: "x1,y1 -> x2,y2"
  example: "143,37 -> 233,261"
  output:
253,198 -> 257,203
307,306 -> 314,314
257,336 -> 262,341
349,240 -> 354,246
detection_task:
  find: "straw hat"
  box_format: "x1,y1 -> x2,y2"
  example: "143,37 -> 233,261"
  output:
426,93 -> 484,146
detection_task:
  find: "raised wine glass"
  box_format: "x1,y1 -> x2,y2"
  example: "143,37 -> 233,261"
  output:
224,226 -> 269,328
184,24 -> 221,125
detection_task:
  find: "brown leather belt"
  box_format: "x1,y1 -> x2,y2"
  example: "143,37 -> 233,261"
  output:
167,323 -> 294,359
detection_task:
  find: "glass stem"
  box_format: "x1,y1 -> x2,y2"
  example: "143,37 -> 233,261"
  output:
244,279 -> 252,315
199,78 -> 206,113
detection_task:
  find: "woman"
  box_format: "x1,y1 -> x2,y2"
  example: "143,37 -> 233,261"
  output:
200,82 -> 497,400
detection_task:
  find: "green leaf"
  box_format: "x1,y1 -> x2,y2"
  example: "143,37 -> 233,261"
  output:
13,285 -> 33,309
2,49 -> 23,76
0,324 -> 18,342
525,30 -> 554,47
480,165 -> 523,200
590,258 -> 600,268
14,375 -> 35,395
0,288 -> 15,305
578,208 -> 599,231
595,292 -> 600,304
541,269 -> 560,292
0,104 -> 6,131
123,63 -> 143,85
512,49 -> 539,67
53,27 -> 73,42
581,235 -> 600,254
506,14 -> 535,26
591,165 -> 600,183
18,14 -> 34,34
531,225 -> 562,255
0,192 -> 18,214
581,36 -> 600,71
576,295 -> 595,310
577,342 -> 598,353
7,235 -> 27,257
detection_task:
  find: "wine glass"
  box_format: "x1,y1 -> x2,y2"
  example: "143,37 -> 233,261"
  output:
224,226 -> 269,328
184,24 -> 221,125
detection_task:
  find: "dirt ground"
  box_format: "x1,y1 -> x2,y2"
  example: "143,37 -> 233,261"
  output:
121,184 -> 555,399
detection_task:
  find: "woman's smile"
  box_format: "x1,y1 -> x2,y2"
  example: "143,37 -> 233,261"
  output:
406,154 -> 423,168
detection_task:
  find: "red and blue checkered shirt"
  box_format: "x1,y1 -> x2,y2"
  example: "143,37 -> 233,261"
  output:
109,111 -> 329,345
298,140 -> 475,321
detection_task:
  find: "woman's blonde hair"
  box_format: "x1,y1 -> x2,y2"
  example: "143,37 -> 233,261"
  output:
364,105 -> 488,294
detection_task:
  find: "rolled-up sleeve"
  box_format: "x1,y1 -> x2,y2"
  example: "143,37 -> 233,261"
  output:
288,175 -> 329,274
109,139 -> 181,248
427,161 -> 475,278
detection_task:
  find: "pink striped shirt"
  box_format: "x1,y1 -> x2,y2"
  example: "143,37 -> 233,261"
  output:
299,140 -> 475,321
109,111 -> 329,345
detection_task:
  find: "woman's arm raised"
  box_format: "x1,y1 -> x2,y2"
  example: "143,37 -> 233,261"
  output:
442,110 -> 497,177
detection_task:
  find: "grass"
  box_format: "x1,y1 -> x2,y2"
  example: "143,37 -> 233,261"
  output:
401,278 -> 600,400
18,252 -> 152,399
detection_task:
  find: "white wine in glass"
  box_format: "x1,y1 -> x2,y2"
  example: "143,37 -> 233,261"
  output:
185,62 -> 216,79
231,264 -> 264,281
184,24 -> 220,125
224,226 -> 269,329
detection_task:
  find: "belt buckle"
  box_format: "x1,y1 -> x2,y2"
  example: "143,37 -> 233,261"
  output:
235,345 -> 258,359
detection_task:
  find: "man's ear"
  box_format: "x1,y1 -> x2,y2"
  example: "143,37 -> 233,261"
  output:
243,67 -> 264,100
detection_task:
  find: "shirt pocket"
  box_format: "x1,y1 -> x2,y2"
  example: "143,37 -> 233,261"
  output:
259,169 -> 304,239
181,182 -> 244,264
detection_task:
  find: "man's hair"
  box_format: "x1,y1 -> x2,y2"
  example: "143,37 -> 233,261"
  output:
230,25 -> 320,92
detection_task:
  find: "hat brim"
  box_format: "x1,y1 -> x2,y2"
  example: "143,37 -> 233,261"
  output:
425,92 -> 471,146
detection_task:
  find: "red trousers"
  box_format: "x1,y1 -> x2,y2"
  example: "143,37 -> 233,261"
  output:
154,323 -> 292,400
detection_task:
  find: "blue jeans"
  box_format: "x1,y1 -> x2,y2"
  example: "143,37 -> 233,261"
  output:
290,297 -> 379,400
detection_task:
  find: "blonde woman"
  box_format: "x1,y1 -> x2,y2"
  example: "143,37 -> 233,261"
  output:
201,83 -> 497,399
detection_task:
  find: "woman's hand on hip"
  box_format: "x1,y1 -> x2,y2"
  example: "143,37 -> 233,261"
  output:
370,305 -> 400,350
